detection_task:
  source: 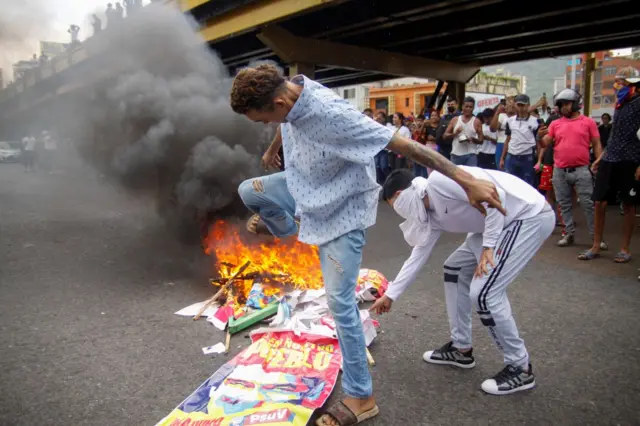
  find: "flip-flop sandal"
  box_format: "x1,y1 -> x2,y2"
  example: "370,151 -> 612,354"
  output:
246,214 -> 300,236
578,250 -> 600,261
246,214 -> 272,235
613,252 -> 632,263
316,401 -> 379,426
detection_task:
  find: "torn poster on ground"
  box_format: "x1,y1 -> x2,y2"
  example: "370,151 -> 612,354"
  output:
156,331 -> 341,426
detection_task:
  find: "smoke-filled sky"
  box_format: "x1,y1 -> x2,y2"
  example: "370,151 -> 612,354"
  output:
13,2 -> 271,241
0,0 -> 131,81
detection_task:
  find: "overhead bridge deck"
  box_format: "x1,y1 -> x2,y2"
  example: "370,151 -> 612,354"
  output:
190,0 -> 640,86
0,0 -> 638,121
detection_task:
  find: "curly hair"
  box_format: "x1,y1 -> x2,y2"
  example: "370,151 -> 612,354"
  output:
230,64 -> 286,114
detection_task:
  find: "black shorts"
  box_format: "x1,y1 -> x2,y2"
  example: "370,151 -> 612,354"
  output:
592,161 -> 639,205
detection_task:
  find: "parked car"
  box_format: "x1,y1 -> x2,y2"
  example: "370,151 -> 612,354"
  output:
0,141 -> 22,163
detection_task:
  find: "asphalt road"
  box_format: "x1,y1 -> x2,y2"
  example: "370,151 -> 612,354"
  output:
1,163 -> 639,426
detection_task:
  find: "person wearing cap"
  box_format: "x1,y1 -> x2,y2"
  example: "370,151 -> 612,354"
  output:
371,167 -> 554,396
539,89 -> 603,249
499,94 -> 540,186
582,67 -> 640,263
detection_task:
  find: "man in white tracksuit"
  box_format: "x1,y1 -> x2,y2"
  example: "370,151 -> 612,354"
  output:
371,167 -> 554,395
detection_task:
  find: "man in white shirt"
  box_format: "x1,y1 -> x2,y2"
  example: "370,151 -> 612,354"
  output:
22,135 -> 37,172
443,97 -> 484,166
489,101 -> 512,167
478,108 -> 498,169
498,94 -> 540,186
371,167 -> 554,396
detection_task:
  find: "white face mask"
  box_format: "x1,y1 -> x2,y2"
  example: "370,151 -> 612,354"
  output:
393,179 -> 429,224
393,187 -> 419,220
393,178 -> 431,247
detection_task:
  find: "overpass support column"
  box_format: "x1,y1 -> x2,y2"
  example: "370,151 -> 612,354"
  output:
583,52 -> 596,118
447,81 -> 465,103
289,63 -> 315,79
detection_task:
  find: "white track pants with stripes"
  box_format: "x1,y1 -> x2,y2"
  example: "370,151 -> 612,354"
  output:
442,209 -> 555,369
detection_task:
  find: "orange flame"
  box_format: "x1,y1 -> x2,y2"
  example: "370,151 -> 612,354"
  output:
203,220 -> 323,306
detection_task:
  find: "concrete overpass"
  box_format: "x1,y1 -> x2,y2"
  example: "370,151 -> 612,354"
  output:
1,0 -> 638,125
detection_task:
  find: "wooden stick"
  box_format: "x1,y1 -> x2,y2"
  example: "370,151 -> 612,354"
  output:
193,260 -> 252,320
209,271 -> 260,285
365,348 -> 375,366
225,329 -> 231,353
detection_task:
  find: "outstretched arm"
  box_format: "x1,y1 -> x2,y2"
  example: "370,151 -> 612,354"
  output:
384,232 -> 441,302
490,105 -> 504,132
387,135 -> 506,215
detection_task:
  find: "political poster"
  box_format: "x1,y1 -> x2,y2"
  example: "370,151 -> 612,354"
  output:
157,331 -> 342,426
467,92 -> 505,116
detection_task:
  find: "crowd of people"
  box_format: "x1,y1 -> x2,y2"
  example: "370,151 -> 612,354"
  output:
366,66 -> 640,266
20,130 -> 58,174
94,0 -> 146,35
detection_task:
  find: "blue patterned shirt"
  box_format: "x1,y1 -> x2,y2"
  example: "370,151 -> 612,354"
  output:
281,76 -> 394,245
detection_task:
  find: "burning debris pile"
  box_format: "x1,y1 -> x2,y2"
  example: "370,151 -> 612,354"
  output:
206,220 -> 323,303
190,220 -> 325,334
177,220 -> 390,342
167,223 -> 391,425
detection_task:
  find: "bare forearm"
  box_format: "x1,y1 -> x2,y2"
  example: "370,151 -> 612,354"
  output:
538,146 -> 546,164
473,120 -> 484,144
490,113 -> 501,132
540,135 -> 552,148
388,135 -> 472,186
268,126 -> 282,153
501,138 -> 510,162
593,138 -> 603,160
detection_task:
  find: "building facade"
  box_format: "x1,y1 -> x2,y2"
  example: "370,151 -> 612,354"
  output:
466,69 -> 525,96
566,51 -> 640,120
368,82 -> 440,116
332,72 -> 521,117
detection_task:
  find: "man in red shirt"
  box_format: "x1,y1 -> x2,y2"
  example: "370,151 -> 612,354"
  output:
540,89 -> 602,247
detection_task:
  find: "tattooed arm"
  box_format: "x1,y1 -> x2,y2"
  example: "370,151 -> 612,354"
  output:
387,135 -> 506,215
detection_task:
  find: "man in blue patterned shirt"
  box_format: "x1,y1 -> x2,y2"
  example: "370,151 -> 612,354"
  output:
231,64 -> 504,426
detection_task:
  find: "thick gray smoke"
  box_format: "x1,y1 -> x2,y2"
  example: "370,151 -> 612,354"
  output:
0,0 -> 55,80
46,3 -> 270,240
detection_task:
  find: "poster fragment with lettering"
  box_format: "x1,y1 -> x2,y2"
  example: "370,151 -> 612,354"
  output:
157,331 -> 341,426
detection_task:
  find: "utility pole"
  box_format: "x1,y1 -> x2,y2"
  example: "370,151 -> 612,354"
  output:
583,52 -> 596,118
570,54 -> 577,90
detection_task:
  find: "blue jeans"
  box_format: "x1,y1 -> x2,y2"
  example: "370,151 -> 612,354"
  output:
319,229 -> 371,398
414,164 -> 429,178
238,172 -> 298,237
238,173 -> 372,398
374,151 -> 390,184
495,143 -> 504,167
505,153 -> 535,186
451,153 -> 478,166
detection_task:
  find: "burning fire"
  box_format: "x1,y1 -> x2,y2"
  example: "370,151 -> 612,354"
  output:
203,220 -> 323,306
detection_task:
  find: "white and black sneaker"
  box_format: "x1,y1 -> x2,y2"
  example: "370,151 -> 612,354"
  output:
481,364 -> 535,395
423,341 -> 476,369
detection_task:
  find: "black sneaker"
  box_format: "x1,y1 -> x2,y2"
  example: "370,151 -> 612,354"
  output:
481,364 -> 535,395
422,342 -> 476,369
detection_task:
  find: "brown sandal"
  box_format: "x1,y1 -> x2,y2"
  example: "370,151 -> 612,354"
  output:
246,214 -> 272,235
246,214 -> 300,237
316,401 -> 379,426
